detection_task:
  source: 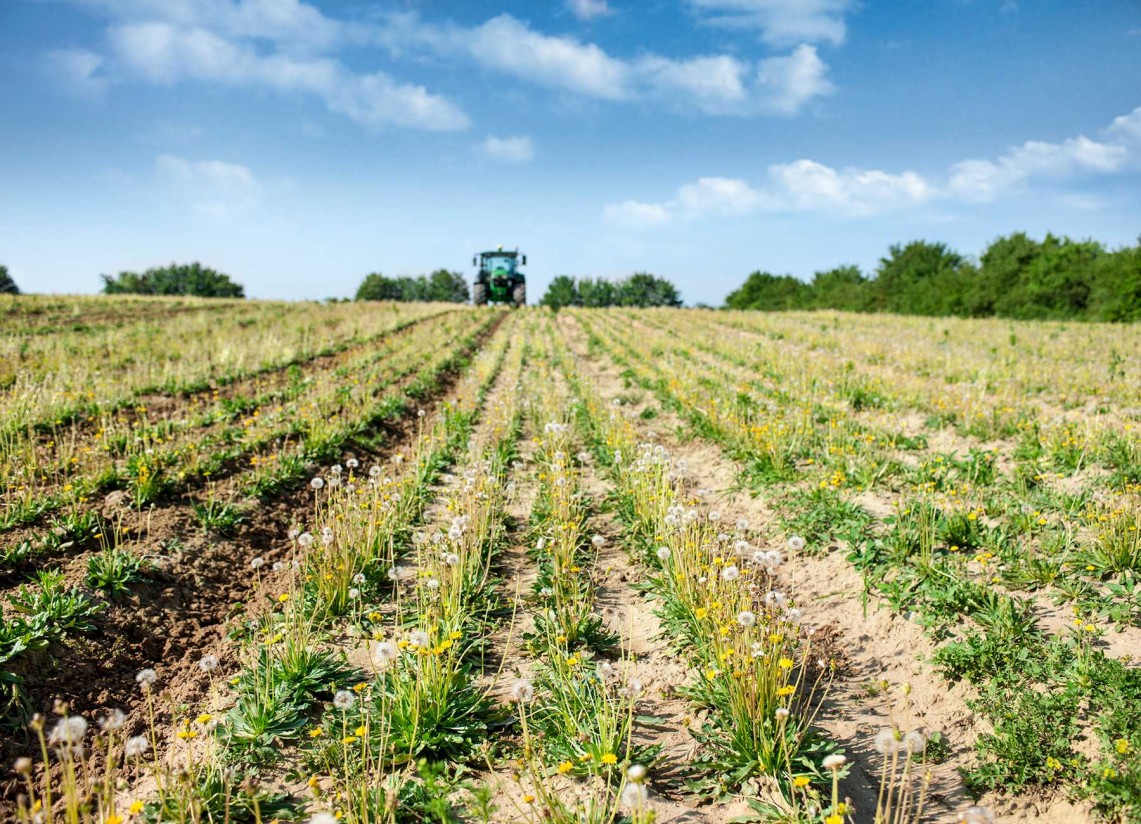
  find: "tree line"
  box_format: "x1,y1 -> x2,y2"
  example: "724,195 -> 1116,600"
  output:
355,270 -> 469,303
539,273 -> 683,309
726,233 -> 1141,322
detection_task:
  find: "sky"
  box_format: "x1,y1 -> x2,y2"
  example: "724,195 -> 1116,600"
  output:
0,0 -> 1139,305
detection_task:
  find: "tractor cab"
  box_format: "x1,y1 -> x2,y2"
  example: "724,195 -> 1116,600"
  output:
473,246 -> 526,307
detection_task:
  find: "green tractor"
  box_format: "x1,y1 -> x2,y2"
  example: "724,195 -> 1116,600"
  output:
472,247 -> 526,307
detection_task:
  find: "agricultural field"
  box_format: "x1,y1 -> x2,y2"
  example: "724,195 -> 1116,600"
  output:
2,295 -> 1139,824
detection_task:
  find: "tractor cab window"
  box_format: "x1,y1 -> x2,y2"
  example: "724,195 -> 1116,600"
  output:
484,254 -> 516,275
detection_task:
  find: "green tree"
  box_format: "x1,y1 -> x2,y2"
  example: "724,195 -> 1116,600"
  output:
102,262 -> 244,298
614,272 -> 683,307
809,265 -> 868,311
1088,241 -> 1141,322
724,271 -> 809,311
0,265 -> 18,295
577,278 -> 617,308
356,273 -> 405,301
425,269 -> 469,303
540,275 -> 580,309
872,241 -> 968,315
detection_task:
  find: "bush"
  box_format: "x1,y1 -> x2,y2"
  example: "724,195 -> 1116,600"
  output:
0,265 -> 19,295
102,263 -> 243,298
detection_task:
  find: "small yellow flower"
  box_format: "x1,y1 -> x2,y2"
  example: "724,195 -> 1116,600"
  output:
777,685 -> 795,697
106,815 -> 124,824
793,776 -> 810,788
310,726 -> 324,738
778,657 -> 794,670
523,795 -> 535,804
694,607 -> 708,620
129,801 -> 144,815
557,761 -> 574,774
601,753 -> 618,765
277,593 -> 290,602
1115,738 -> 1132,755
353,682 -> 367,693
341,736 -> 358,744
825,815 -> 842,824
195,713 -> 212,725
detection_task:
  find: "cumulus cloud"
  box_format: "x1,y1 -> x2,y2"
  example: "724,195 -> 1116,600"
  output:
380,12 -> 833,115
106,22 -> 468,130
70,0 -> 344,52
45,48 -> 108,96
949,134 -> 1131,201
468,14 -> 631,100
756,45 -> 832,114
483,135 -> 535,164
688,0 -> 854,46
604,105 -> 1141,227
156,154 -> 261,217
567,0 -> 612,21
55,1 -> 467,131
768,160 -> 932,213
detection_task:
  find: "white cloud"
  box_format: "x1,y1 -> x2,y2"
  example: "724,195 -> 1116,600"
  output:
156,154 -> 261,217
949,134 -> 1129,201
45,48 -> 108,96
381,13 -> 832,115
468,15 -> 632,100
604,105 -> 1141,227
604,163 -> 928,226
676,177 -> 765,214
768,160 -> 932,213
71,0 -> 344,52
106,22 -> 468,130
602,199 -> 673,228
688,0 -> 854,46
756,44 -> 832,114
483,135 -> 535,164
567,0 -> 612,21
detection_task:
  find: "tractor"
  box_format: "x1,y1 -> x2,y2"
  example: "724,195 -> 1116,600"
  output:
472,247 -> 526,307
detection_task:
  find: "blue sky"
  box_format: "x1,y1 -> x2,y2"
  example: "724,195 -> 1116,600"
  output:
1,0 -> 1139,304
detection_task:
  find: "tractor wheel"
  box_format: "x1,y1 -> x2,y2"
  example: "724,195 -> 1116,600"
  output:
473,282 -> 488,306
513,283 -> 526,308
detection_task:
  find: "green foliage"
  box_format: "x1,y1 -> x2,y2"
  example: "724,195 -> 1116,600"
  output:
356,270 -> 469,303
0,265 -> 19,295
101,262 -> 244,298
724,271 -> 810,311
86,548 -> 147,598
539,274 -> 579,309
724,232 -> 1141,321
539,273 -> 682,308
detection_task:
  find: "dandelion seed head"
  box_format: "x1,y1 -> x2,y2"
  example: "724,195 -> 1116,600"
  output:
136,668 -> 158,689
874,728 -> 898,754
371,640 -> 400,670
125,735 -> 149,757
309,477 -> 324,490
99,709 -> 126,731
408,630 -> 430,648
250,557 -> 264,569
332,690 -> 356,710
199,655 -> 219,672
591,535 -> 606,548
656,546 -> 671,562
510,679 -> 534,703
721,565 -> 740,582
905,730 -> 927,754
737,610 -> 757,628
298,532 -> 314,547
445,553 -> 460,567
787,535 -> 806,552
619,782 -> 648,810
822,754 -> 847,771
48,716 -> 88,746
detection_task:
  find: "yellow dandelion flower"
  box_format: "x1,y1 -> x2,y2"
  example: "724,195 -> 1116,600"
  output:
601,753 -> 618,765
